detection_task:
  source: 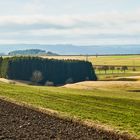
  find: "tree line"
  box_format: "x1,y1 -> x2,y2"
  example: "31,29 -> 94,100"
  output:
0,57 -> 97,85
95,65 -> 128,74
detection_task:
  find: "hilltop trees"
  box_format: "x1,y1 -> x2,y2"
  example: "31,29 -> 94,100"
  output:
8,49 -> 46,56
0,57 -> 97,85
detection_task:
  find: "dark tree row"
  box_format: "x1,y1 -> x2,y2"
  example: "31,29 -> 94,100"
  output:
96,65 -> 128,74
0,57 -> 97,85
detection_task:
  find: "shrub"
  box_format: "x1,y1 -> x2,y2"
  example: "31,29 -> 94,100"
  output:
132,67 -> 136,71
45,81 -> 54,86
65,78 -> 73,84
9,81 -> 16,85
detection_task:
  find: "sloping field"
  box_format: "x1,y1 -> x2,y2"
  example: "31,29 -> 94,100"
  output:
0,81 -> 140,139
1,99 -> 135,140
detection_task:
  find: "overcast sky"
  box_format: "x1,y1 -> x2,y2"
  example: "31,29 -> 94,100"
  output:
0,0 -> 140,45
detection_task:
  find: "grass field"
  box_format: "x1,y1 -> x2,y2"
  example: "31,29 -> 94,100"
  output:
0,81 -> 140,138
97,72 -> 140,81
90,55 -> 140,66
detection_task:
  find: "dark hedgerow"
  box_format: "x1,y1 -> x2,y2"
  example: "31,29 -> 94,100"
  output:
0,57 -> 97,85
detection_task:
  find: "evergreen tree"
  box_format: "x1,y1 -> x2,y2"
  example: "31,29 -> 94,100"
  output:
0,57 -> 97,85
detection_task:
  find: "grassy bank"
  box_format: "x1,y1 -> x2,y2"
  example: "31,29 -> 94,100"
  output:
0,82 -> 140,138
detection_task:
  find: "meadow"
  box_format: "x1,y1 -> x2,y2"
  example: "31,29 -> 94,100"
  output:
0,81 -> 140,138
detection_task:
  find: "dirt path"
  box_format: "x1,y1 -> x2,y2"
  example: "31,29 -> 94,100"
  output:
0,99 -> 137,140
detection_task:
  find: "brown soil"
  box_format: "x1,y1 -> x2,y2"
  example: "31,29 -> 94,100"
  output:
0,99 -> 138,140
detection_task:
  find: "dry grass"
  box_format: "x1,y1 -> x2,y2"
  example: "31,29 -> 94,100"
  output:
64,80 -> 140,90
0,78 -> 31,85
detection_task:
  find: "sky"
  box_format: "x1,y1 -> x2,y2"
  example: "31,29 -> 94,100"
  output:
0,0 -> 140,45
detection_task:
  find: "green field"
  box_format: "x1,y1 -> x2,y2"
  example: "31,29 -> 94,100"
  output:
0,82 -> 140,138
96,72 -> 140,81
91,55 -> 140,80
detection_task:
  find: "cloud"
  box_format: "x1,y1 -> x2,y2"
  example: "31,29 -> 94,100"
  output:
0,9 -> 140,44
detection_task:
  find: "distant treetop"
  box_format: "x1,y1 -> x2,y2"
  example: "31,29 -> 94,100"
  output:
8,49 -> 59,56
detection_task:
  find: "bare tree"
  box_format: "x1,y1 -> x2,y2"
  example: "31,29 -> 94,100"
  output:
31,70 -> 43,84
102,66 -> 109,74
121,66 -> 128,73
110,66 -> 115,74
117,67 -> 120,73
97,66 -> 102,74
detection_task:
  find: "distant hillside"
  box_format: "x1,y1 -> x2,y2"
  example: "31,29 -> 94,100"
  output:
8,49 -> 59,56
1,44 -> 140,55
0,53 -> 5,56
46,51 -> 59,56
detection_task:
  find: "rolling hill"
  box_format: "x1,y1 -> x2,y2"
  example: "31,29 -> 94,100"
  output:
0,44 -> 140,55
